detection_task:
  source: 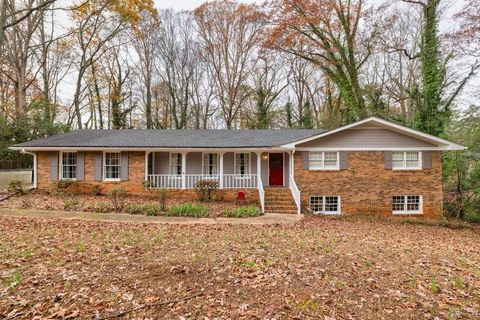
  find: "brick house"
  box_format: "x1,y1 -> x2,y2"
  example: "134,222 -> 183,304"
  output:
11,117 -> 465,217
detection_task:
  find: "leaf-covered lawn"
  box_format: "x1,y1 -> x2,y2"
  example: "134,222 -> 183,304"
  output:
0,215 -> 479,319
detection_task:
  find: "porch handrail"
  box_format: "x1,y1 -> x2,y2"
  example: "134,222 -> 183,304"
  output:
289,174 -> 301,214
147,174 -> 258,189
258,174 -> 265,213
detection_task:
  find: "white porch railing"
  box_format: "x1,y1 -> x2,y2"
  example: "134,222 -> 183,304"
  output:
289,174 -> 301,214
146,174 -> 258,189
258,174 -> 265,213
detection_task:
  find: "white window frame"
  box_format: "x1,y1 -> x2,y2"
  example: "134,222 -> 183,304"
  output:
234,152 -> 251,177
309,196 -> 341,215
103,152 -> 121,181
392,195 -> 423,214
309,151 -> 340,170
169,152 -> 183,176
59,151 -> 77,180
202,153 -> 219,177
392,151 -> 422,170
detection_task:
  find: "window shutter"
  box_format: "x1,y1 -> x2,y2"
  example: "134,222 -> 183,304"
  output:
384,151 -> 392,169
339,152 -> 348,169
94,152 -> 103,181
50,151 -> 58,180
422,151 -> 431,169
77,152 -> 85,181
120,152 -> 129,181
301,151 -> 309,169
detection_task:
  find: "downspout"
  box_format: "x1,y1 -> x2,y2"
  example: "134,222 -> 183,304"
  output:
21,149 -> 37,189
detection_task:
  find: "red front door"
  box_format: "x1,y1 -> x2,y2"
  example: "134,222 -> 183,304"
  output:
269,153 -> 284,186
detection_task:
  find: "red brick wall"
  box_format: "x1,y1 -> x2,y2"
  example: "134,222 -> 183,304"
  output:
294,151 -> 443,218
35,151 -> 259,203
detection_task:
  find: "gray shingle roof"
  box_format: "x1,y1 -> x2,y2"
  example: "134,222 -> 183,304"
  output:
13,129 -> 326,149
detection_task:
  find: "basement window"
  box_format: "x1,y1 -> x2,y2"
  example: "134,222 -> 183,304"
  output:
392,195 -> 423,214
309,196 -> 341,214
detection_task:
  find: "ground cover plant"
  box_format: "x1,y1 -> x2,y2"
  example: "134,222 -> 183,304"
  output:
0,214 -> 479,319
223,205 -> 261,218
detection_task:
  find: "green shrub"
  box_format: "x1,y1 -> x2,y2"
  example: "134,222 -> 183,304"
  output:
167,203 -> 209,217
223,205 -> 261,218
107,187 -> 127,212
8,179 -> 26,195
155,188 -> 168,211
93,202 -> 114,213
465,212 -> 480,224
124,204 -> 162,216
195,179 -> 218,202
63,199 -> 79,211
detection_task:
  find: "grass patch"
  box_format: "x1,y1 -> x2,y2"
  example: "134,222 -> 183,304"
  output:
222,205 -> 261,218
167,203 -> 209,218
124,204 -> 162,216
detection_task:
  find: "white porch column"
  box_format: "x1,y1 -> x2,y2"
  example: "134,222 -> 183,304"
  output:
219,152 -> 224,189
144,151 -> 149,186
181,152 -> 187,189
256,151 -> 262,185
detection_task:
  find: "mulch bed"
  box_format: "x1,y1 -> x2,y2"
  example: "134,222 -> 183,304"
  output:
0,215 -> 479,319
0,190 -> 256,217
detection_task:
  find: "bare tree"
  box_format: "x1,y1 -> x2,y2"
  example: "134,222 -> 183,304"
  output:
194,0 -> 263,128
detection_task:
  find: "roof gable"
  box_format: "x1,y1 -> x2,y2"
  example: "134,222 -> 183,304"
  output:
282,117 -> 465,151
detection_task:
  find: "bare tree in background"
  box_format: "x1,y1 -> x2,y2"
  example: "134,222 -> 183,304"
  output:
194,0 -> 263,129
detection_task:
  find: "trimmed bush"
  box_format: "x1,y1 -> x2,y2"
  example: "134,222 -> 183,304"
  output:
124,204 -> 162,216
167,203 -> 209,218
8,179 -> 26,195
195,179 -> 218,202
223,205 -> 261,218
51,179 -> 77,194
107,187 -> 127,212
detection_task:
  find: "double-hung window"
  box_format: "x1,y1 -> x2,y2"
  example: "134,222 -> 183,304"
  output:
235,153 -> 250,176
392,151 -> 421,170
170,153 -> 182,176
203,153 -> 219,176
60,152 -> 77,180
309,152 -> 339,170
104,152 -> 121,180
392,195 -> 423,214
309,196 -> 341,214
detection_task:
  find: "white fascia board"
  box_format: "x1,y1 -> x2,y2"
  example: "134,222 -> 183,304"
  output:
295,146 -> 466,151
281,117 -> 466,150
9,146 -> 292,152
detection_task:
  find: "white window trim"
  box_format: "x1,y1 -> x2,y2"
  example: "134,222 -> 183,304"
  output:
59,151 -> 77,181
103,151 -> 121,181
169,152 -> 183,177
234,152 -> 251,177
309,196 -> 341,215
309,151 -> 340,170
392,151 -> 422,171
392,195 -> 423,215
202,152 -> 220,177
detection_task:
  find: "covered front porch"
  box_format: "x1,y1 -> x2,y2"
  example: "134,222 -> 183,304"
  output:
144,150 -> 292,190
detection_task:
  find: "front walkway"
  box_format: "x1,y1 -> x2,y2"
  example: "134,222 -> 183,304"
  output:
0,208 -> 303,225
